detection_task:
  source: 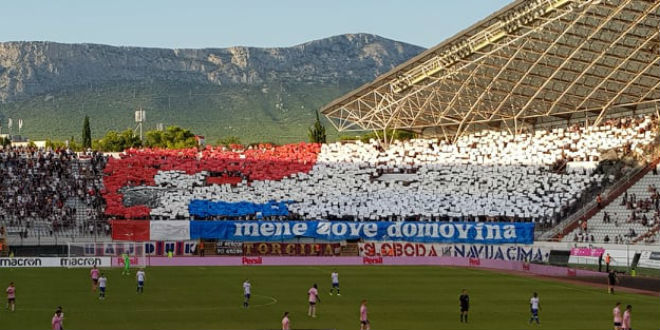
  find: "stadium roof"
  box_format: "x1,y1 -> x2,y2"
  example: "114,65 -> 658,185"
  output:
321,0 -> 660,140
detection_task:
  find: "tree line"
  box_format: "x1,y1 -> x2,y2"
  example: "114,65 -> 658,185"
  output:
27,111 -> 417,152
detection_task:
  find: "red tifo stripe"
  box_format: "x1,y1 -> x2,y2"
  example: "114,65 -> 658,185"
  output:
111,220 -> 150,241
102,143 -> 320,219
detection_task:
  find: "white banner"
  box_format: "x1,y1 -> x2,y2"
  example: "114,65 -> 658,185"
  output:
150,221 -> 190,241
359,242 -> 550,262
0,257 -> 111,268
637,251 -> 660,270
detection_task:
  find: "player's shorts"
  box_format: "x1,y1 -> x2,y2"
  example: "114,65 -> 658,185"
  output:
138,281 -> 144,287
460,306 -> 469,312
531,308 -> 538,316
614,322 -> 622,327
244,293 -> 250,300
7,298 -> 15,303
361,320 -> 370,325
332,282 -> 339,288
309,301 -> 316,306
100,287 -> 106,293
92,278 -> 98,284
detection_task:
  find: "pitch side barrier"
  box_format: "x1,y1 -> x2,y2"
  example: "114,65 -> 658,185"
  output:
111,255 -> 605,278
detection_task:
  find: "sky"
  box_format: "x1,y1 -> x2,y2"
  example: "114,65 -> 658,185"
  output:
0,0 -> 513,49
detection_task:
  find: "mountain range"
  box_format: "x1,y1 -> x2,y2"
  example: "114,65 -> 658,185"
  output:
0,34 -> 424,143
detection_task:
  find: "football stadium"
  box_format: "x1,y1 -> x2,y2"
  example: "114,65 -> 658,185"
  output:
1,0 -> 659,329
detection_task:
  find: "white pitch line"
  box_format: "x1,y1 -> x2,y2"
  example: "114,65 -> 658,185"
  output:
251,294 -> 278,308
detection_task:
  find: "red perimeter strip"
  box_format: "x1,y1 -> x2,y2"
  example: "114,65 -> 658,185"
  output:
111,220 -> 150,241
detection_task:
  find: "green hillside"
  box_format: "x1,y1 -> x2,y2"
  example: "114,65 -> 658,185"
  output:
0,35 -> 426,144
0,80 -> 359,144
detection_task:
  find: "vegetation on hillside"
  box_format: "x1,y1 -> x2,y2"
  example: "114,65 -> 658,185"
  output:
144,126 -> 197,149
0,80 -> 355,145
1,81 -> 419,149
82,115 -> 92,148
93,129 -> 142,152
308,111 -> 327,143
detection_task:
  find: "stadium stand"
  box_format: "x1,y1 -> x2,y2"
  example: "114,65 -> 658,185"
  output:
0,147 -> 109,241
563,162 -> 660,244
104,114 -> 658,227
0,115 -> 656,244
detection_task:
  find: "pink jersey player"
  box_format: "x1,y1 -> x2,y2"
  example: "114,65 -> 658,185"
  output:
612,303 -> 622,330
307,284 -> 320,317
6,285 -> 15,300
52,311 -> 63,330
6,282 -> 16,312
281,312 -> 290,330
90,267 -> 100,280
90,266 -> 100,291
360,300 -> 370,330
622,305 -> 631,330
308,286 -> 318,303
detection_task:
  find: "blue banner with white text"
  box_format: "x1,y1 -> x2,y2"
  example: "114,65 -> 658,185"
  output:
189,221 -> 534,244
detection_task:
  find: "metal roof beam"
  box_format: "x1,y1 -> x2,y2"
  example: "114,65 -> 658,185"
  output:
515,0 -> 635,120
549,2 -> 660,114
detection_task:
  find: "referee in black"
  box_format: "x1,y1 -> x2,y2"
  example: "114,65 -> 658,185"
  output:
459,289 -> 470,323
607,270 -> 619,294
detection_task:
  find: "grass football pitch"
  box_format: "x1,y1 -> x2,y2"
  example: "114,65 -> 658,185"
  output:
0,266 -> 657,330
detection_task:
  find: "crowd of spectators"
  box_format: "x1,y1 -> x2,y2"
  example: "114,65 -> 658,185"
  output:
574,160 -> 660,244
0,146 -> 108,238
